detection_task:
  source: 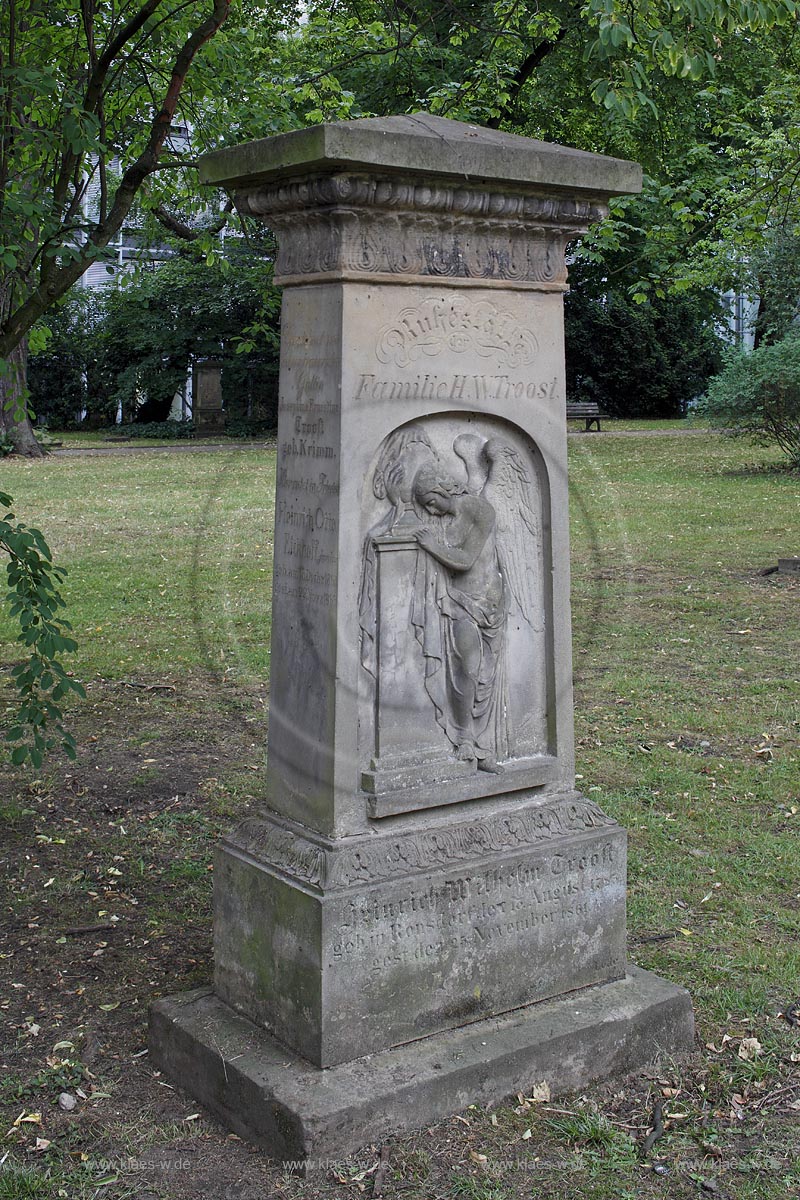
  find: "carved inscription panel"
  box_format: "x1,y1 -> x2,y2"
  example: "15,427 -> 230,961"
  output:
267,298 -> 343,805
355,294 -> 561,411
333,841 -> 619,967
323,832 -> 628,1048
272,331 -> 340,614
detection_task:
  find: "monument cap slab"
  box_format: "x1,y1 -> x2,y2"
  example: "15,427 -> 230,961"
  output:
199,111 -> 642,197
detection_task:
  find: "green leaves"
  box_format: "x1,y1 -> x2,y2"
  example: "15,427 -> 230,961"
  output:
701,331 -> 800,465
1,494 -> 84,767
583,0 -> 800,118
1,0 -> 234,369
565,256 -> 723,418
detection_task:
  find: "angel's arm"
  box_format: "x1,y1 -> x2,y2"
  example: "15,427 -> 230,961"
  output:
416,531 -> 476,571
416,498 -> 493,572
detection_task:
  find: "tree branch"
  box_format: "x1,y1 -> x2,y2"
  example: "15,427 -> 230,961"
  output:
103,0 -> 230,222
50,0 -> 166,218
0,0 -> 19,216
150,196 -> 233,240
82,0 -> 110,225
297,10 -> 436,86
1,0 -> 230,358
486,25 -> 570,129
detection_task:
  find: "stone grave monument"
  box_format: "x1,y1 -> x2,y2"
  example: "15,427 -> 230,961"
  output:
192,357 -> 225,435
150,113 -> 694,1165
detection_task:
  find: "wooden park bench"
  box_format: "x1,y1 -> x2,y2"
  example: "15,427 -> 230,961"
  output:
565,401 -> 608,431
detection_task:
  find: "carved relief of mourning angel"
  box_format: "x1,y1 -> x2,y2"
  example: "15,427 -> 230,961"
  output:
360,421 -> 542,779
409,436 -> 541,771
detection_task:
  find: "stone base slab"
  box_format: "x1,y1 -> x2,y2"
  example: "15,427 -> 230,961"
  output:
149,966 -> 693,1171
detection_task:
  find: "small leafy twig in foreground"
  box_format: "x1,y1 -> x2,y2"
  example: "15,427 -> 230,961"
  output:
1,491 -> 85,767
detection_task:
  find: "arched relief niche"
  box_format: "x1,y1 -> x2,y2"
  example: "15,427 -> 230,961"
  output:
358,411 -> 556,819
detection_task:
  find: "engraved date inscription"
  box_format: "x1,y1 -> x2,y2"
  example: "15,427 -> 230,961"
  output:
331,841 -> 620,970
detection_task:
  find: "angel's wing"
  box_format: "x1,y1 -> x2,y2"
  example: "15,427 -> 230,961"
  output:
481,437 -> 542,629
452,433 -> 489,494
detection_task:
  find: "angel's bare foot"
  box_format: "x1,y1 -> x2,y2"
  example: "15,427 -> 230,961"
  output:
477,756 -> 504,774
455,741 -> 476,762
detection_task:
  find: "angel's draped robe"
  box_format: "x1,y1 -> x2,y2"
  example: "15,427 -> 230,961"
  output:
410,541 -> 511,762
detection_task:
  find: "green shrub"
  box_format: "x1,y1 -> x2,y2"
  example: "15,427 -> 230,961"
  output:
28,245 -> 280,430
751,227 -> 800,347
223,416 -> 276,439
28,291 -> 119,429
109,418 -> 195,440
565,261 -> 723,418
701,331 -> 800,466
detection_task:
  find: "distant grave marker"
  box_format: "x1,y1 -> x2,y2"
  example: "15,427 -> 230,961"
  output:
192,358 -> 225,435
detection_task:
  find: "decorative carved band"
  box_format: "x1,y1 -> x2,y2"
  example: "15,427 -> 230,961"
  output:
234,173 -> 608,287
226,797 -> 619,892
236,173 -> 607,223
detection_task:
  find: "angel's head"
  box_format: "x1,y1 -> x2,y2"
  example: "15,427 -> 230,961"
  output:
373,426 -> 436,505
413,463 -> 465,516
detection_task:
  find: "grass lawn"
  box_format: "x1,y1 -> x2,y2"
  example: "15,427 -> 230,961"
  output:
39,430 -> 278,450
0,428 -> 798,1200
568,416 -> 711,432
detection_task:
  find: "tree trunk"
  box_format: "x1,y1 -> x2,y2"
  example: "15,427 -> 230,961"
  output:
0,0 -> 231,384
0,338 -> 43,458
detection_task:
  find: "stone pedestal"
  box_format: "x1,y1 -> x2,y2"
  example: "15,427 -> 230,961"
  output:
150,114 -> 693,1164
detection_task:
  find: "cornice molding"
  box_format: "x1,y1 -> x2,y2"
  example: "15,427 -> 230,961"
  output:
234,173 -> 607,288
